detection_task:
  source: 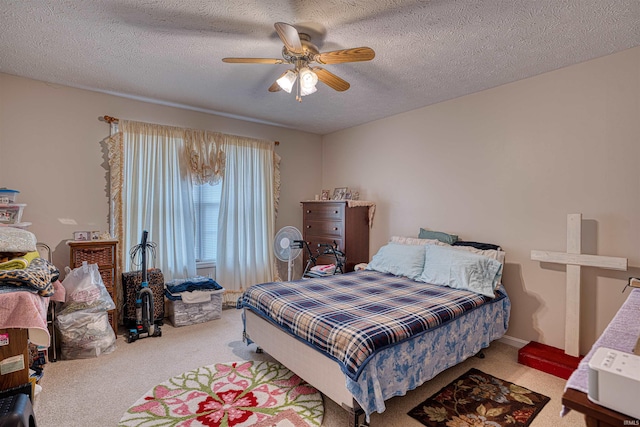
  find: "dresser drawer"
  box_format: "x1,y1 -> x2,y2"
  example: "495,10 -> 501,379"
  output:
304,220 -> 344,238
98,268 -> 114,294
303,203 -> 344,221
72,245 -> 115,268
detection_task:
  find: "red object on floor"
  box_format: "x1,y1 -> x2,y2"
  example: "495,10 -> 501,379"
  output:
517,341 -> 583,380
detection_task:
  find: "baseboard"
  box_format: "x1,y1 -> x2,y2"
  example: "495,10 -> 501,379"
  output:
498,335 -> 529,349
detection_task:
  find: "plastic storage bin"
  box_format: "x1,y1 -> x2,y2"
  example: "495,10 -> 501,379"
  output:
165,277 -> 223,327
166,289 -> 223,327
0,188 -> 19,204
0,204 -> 26,224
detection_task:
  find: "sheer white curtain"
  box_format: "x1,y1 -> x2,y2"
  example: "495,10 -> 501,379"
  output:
108,120 -> 277,303
119,120 -> 197,281
217,135 -> 278,303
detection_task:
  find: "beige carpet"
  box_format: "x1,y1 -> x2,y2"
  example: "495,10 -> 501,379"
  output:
34,308 -> 585,426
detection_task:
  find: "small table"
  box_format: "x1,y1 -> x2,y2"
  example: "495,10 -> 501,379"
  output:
561,288 -> 640,425
562,388 -> 632,426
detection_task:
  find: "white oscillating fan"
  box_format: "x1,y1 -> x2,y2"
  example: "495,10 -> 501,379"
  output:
273,226 -> 303,281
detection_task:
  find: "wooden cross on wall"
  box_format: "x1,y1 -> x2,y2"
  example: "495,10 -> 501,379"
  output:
531,213 -> 627,357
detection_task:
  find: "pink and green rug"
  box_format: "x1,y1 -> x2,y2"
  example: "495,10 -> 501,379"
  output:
118,360 -> 324,427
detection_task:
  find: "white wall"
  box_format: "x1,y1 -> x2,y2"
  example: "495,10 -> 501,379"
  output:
321,46 -> 640,354
2,46 -> 639,353
0,73 -> 322,274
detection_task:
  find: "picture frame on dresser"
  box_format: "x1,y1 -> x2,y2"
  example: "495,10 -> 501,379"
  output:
73,231 -> 90,241
332,187 -> 348,200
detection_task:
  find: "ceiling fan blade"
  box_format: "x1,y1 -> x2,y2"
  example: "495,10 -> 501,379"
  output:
313,67 -> 350,92
222,57 -> 285,64
274,22 -> 303,54
315,47 -> 375,64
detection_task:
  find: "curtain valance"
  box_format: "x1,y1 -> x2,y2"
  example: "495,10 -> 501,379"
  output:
112,120 -> 226,185
184,129 -> 225,185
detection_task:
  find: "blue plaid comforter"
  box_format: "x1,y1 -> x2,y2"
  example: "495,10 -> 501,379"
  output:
239,270 -> 506,381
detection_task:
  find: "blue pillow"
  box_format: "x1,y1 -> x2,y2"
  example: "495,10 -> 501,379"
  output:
418,228 -> 458,245
366,243 -> 426,280
419,244 -> 502,298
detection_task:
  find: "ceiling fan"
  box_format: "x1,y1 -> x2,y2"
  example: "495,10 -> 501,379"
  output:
222,22 -> 375,101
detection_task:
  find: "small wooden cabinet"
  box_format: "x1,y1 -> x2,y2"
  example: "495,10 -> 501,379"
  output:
301,201 -> 370,272
0,329 -> 29,392
68,240 -> 118,333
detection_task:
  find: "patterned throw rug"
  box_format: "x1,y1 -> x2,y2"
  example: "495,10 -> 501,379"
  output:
118,360 -> 324,427
408,368 -> 550,427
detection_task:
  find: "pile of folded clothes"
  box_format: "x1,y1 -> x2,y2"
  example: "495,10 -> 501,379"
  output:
0,227 -> 59,297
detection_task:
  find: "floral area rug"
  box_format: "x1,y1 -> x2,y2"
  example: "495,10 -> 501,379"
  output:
118,360 -> 324,427
408,368 -> 550,427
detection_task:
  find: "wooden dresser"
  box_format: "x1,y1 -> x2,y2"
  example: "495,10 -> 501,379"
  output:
301,201 -> 370,272
68,240 -> 118,333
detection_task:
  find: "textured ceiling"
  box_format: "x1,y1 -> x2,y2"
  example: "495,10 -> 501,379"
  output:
1,1 -> 639,135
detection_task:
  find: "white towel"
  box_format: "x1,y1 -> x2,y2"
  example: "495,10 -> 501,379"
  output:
180,290 -> 213,304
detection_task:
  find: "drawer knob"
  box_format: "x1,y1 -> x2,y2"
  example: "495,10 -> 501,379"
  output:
306,225 -> 311,229
334,210 -> 338,214
306,210 -> 311,213
333,227 -> 338,231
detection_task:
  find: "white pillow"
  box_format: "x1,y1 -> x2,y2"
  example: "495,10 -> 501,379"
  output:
449,245 -> 505,284
366,242 -> 426,280
419,244 -> 502,298
450,245 -> 505,263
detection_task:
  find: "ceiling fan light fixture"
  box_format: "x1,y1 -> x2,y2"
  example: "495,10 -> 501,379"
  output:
222,22 -> 375,100
299,67 -> 318,91
300,84 -> 317,97
277,70 -> 297,93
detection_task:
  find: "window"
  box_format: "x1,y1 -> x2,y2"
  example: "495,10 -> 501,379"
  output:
193,182 -> 222,263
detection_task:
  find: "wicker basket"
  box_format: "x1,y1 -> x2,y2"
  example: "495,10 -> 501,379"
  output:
72,246 -> 114,267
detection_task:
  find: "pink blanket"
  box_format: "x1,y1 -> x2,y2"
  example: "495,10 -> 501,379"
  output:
0,288 -> 54,347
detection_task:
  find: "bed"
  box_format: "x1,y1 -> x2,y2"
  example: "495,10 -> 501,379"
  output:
238,239 -> 511,426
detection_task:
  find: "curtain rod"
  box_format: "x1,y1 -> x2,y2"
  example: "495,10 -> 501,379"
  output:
103,115 -> 119,124
100,115 -> 280,145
